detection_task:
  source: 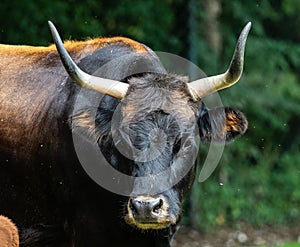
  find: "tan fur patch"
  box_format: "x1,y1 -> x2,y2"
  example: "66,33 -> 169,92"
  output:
61,36 -> 148,54
0,216 -> 19,247
226,112 -> 241,132
0,36 -> 148,65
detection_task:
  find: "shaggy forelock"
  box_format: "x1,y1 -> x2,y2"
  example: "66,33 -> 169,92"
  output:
122,73 -> 199,123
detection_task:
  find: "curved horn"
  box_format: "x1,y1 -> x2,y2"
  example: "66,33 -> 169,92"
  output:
188,22 -> 252,101
48,21 -> 129,99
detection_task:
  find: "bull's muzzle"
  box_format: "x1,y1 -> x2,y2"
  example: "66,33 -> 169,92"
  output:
125,195 -> 176,230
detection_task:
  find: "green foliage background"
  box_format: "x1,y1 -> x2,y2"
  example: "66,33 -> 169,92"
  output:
1,0 -> 299,231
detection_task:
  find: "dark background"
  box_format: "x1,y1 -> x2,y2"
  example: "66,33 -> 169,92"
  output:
1,0 -> 299,236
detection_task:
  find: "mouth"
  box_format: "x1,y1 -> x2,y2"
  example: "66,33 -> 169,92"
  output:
125,216 -> 176,230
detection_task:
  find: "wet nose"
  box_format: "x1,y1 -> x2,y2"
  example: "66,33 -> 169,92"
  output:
129,196 -> 164,219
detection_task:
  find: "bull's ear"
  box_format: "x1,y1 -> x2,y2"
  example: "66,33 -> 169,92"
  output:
198,106 -> 248,143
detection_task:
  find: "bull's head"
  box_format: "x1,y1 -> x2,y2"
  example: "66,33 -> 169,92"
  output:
49,22 -> 250,231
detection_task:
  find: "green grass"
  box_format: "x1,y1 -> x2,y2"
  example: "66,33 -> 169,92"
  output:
260,243 -> 300,247
280,243 -> 300,247
266,243 -> 300,247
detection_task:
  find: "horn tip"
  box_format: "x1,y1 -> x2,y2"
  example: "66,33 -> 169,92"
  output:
238,22 -> 252,42
244,22 -> 252,33
48,20 -> 54,28
48,21 -> 57,36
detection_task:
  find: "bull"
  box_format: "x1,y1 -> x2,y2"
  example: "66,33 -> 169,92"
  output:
0,21 -> 251,246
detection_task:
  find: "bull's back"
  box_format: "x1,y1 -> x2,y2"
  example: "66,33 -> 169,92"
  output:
0,37 -> 149,159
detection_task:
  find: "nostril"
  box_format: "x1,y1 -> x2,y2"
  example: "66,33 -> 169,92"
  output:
152,198 -> 163,214
129,199 -> 139,215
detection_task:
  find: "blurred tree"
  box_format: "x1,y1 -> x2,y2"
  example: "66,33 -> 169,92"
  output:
203,0 -> 222,53
0,0 -> 186,54
190,0 -> 300,231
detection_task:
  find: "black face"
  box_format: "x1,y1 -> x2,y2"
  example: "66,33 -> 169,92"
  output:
111,73 -> 201,230
127,110 -> 186,177
72,72 -> 247,232
119,110 -> 197,230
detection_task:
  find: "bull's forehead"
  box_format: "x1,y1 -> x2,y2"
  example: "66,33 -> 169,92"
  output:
122,91 -> 196,121
120,73 -> 200,131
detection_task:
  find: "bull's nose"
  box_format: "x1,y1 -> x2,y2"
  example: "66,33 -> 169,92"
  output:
129,196 -> 164,219
126,195 -> 176,229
